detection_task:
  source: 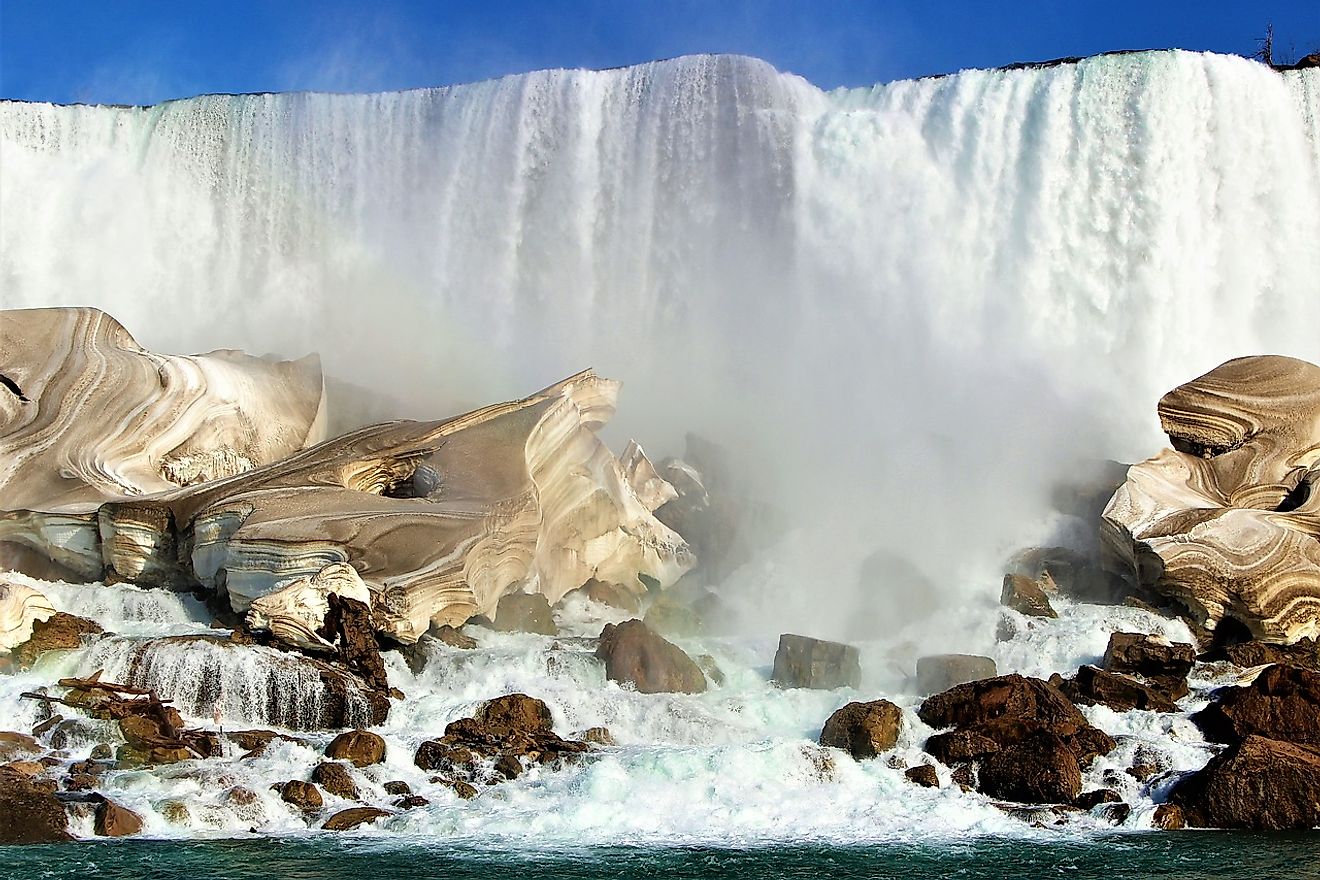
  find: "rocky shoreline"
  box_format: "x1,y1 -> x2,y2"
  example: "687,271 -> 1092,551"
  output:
4,309 -> 1320,841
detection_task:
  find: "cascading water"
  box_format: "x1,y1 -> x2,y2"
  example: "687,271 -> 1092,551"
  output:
1,51 -> 1319,847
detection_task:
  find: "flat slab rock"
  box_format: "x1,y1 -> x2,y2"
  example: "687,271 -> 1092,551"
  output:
772,634 -> 860,690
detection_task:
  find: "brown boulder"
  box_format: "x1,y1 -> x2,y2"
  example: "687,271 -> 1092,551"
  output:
325,730 -> 386,767
1152,803 -> 1185,830
1103,632 -> 1193,699
596,620 -> 706,694
918,674 -> 1092,746
321,592 -> 389,693
1058,665 -> 1179,713
905,764 -> 939,787
976,732 -> 1082,804
432,625 -> 478,650
569,578 -> 642,613
312,762 -> 360,800
915,654 -> 997,695
818,700 -> 902,759
1193,664 -> 1320,746
10,613 -> 102,668
278,780 -> 324,813
493,593 -> 558,636
322,806 -> 391,831
1170,735 -> 1320,829
1001,574 -> 1056,618
1209,638 -> 1320,673
771,634 -> 861,690
475,693 -> 554,737
924,729 -> 1000,764
93,797 -> 144,837
0,767 -> 71,843
577,726 -> 615,746
0,731 -> 41,762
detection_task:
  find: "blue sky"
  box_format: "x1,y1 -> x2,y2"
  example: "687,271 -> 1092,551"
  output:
3,1 -> 1318,105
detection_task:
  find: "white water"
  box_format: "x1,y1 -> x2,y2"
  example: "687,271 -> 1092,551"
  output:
0,576 -> 1213,843
3,51 -> 1318,638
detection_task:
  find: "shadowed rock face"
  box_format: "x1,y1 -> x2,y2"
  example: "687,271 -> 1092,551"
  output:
0,307 -> 326,580
1103,356 -> 1320,643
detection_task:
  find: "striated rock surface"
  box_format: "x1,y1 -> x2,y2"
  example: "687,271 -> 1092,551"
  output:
771,634 -> 861,690
246,563 -> 372,653
0,577 -> 55,655
596,620 -> 706,694
0,306 -> 326,580
1103,356 -> 1320,643
818,700 -> 902,759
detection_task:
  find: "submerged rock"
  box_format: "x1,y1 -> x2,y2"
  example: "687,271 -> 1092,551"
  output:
1171,735 -> 1320,829
771,634 -> 861,690
1056,665 -> 1179,713
322,806 -> 391,831
818,700 -> 902,759
1102,356 -> 1320,643
596,620 -> 706,694
915,654 -> 996,695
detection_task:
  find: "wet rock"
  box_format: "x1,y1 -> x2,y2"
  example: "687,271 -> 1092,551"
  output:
1097,803 -> 1131,825
1205,638 -> 1320,673
905,764 -> 939,788
476,693 -> 554,736
321,592 -> 390,693
577,726 -> 615,746
228,728 -> 304,756
325,730 -> 386,767
1152,803 -> 1185,830
924,729 -> 1000,764
278,780 -> 323,813
1170,735 -> 1320,829
771,634 -> 861,690
322,806 -> 391,831
90,743 -> 113,760
977,732 -> 1083,804
919,674 -> 1095,746
1193,663 -> 1320,746
312,762 -> 360,800
1007,544 -> 1126,603
915,654 -> 997,695
394,795 -> 429,809
9,612 -> 102,669
818,700 -> 902,759
1001,574 -> 1057,618
432,625 -> 478,650
568,578 -> 642,614
161,800 -> 191,825
1103,632 -> 1193,698
1074,788 -> 1121,809
4,760 -> 45,777
493,592 -> 558,636
439,778 -> 479,800
950,764 -> 974,791
93,796 -> 144,837
494,753 -> 523,779
0,766 -> 71,843
0,731 -> 41,762
596,619 -> 706,694
383,780 -> 412,796
1058,665 -> 1179,713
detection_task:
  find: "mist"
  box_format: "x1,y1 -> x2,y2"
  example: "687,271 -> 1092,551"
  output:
2,51 -> 1318,652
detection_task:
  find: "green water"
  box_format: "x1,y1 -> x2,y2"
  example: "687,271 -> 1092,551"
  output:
0,835 -> 1313,880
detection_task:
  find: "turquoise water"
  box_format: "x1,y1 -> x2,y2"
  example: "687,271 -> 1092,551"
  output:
0,836 -> 1313,879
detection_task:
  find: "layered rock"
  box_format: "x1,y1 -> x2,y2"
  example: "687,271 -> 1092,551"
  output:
0,577 -> 55,654
246,563 -> 372,653
1103,356 -> 1320,643
0,306 -> 326,580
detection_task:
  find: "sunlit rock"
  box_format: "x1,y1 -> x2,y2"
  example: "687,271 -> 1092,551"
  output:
1103,356 -> 1320,643
246,563 -> 372,653
0,577 -> 56,655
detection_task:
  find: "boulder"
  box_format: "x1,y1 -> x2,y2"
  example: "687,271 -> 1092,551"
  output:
1057,665 -> 1179,713
596,620 -> 706,694
771,634 -> 861,690
322,806 -> 391,831
642,594 -> 704,637
1170,735 -> 1320,829
0,767 -> 70,843
0,731 -> 41,762
915,654 -> 997,695
818,700 -> 902,759
278,780 -> 324,813
1074,788 -> 1121,809
312,762 -> 360,800
1000,574 -> 1057,618
567,578 -> 642,613
0,578 -> 56,655
577,726 -> 615,746
976,732 -> 1083,804
1205,638 -> 1320,672
1103,632 -> 1193,698
475,693 -> 554,737
1193,663 -> 1320,745
924,729 -> 1000,764
1102,356 -> 1320,643
493,592 -> 558,636
905,764 -> 939,788
93,797 -> 144,837
432,625 -> 478,650
321,592 -> 389,693
9,612 -> 102,668
325,730 -> 386,767
1152,803 -> 1185,830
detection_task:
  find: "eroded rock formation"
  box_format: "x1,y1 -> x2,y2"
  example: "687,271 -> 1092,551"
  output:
0,578 -> 55,655
1103,356 -> 1320,643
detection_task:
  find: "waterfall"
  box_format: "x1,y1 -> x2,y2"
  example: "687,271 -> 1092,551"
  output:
3,51 -> 1318,633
